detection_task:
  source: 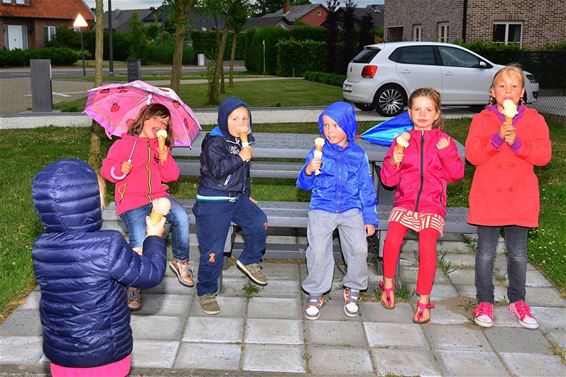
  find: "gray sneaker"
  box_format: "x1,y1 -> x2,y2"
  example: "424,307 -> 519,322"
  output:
198,294 -> 220,315
236,260 -> 268,286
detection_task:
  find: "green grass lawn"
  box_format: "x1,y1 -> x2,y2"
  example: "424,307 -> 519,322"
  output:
54,79 -> 343,112
1,117 -> 564,320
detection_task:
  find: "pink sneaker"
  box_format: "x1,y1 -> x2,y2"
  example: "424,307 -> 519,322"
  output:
473,302 -> 494,328
508,301 -> 539,329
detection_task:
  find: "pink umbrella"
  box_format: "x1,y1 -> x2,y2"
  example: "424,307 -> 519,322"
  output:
84,80 -> 201,147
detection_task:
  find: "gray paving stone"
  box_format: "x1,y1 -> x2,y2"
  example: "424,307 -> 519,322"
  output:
499,352 -> 566,376
484,327 -> 554,355
448,269 -> 478,285
131,340 -> 179,368
360,301 -> 415,323
257,262 -> 300,280
427,324 -> 492,351
545,330 -> 566,349
401,266 -> 451,284
256,279 -> 301,298
245,318 -> 303,345
371,347 -> 442,377
18,290 -> 40,310
364,322 -> 428,348
131,315 -> 184,340
437,350 -> 509,376
247,297 -> 301,319
525,268 -> 553,287
442,253 -> 476,269
136,293 -> 191,316
220,276 -> 248,296
0,336 -> 44,365
307,345 -> 374,375
306,320 -> 367,347
532,306 -> 566,330
312,299 -> 355,321
190,295 -> 247,318
456,284 -> 508,302
0,308 -> 42,336
174,342 -> 241,370
407,283 -> 459,301
242,344 -> 305,373
144,276 -> 196,295
183,317 -> 244,343
429,303 -> 471,325
492,306 -> 523,327
525,287 -> 566,307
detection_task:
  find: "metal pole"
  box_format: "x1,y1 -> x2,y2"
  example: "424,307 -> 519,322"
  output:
108,0 -> 114,76
80,29 -> 85,76
262,39 -> 266,75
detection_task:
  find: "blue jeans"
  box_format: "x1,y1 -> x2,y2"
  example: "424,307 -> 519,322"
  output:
120,196 -> 189,262
475,225 -> 529,304
192,195 -> 267,296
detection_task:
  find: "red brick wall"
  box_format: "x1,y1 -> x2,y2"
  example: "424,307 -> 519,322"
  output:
299,6 -> 329,27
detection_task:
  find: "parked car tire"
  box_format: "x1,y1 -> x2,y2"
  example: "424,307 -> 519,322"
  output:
375,85 -> 406,117
354,103 -> 374,111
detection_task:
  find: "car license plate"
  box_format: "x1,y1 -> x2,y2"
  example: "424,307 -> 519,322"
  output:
343,84 -> 352,92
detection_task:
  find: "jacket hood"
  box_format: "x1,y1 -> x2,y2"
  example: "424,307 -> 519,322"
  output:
217,96 -> 253,140
318,101 -> 358,146
32,159 -> 102,233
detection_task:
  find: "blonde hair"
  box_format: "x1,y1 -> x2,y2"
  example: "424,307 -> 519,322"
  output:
489,64 -> 525,105
408,88 -> 445,130
127,104 -> 175,146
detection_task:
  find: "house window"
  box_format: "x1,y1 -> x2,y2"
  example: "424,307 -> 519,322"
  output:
493,22 -> 522,47
317,10 -> 321,16
15,0 -> 24,4
413,25 -> 422,41
44,26 -> 56,44
438,23 -> 449,43
2,0 -> 11,4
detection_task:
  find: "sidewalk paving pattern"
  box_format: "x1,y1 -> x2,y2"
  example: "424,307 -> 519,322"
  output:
1,235 -> 565,376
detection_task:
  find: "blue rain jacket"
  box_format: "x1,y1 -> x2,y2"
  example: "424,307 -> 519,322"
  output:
296,102 -> 378,225
31,159 -> 166,368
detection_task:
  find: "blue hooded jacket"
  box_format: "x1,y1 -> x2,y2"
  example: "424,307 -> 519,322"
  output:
198,96 -> 254,197
296,102 -> 378,225
31,159 -> 166,368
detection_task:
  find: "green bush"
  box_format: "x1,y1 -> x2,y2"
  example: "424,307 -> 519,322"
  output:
304,71 -> 346,87
190,30 -> 246,61
0,47 -> 79,67
288,25 -> 326,42
277,40 -> 325,76
144,41 -> 194,65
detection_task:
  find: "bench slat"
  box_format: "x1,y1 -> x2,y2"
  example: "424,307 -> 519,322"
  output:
177,160 -> 304,179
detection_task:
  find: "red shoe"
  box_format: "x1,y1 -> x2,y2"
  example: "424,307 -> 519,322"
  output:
379,281 -> 395,310
413,301 -> 435,324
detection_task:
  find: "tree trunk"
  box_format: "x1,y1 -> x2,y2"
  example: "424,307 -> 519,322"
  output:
171,21 -> 187,94
209,25 -> 229,104
228,32 -> 237,87
220,63 -> 225,94
88,0 -> 104,171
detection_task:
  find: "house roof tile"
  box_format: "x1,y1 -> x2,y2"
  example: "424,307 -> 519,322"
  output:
0,0 -> 94,21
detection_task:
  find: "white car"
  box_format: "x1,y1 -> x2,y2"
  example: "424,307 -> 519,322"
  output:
342,41 -> 539,116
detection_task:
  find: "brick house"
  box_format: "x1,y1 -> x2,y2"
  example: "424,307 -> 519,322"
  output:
0,0 -> 94,50
245,3 -> 329,29
384,0 -> 565,49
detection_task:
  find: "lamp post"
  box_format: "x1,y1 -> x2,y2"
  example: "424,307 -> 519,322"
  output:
108,0 -> 114,76
73,13 -> 88,76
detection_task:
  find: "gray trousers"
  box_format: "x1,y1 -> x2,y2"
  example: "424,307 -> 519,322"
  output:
302,209 -> 369,295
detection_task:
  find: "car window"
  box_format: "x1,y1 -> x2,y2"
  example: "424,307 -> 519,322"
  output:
438,46 -> 481,68
389,46 -> 436,65
352,48 -> 381,63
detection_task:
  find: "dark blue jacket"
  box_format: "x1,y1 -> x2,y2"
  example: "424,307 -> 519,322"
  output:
198,97 -> 255,197
31,159 -> 166,368
297,101 -> 378,225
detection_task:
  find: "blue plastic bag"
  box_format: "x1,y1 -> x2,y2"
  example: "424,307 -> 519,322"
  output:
360,112 -> 413,146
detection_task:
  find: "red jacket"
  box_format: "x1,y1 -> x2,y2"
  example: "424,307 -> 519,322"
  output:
466,107 -> 551,227
101,135 -> 180,215
380,128 -> 464,218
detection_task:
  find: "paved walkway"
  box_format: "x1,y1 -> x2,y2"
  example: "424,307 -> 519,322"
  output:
1,230 -> 565,376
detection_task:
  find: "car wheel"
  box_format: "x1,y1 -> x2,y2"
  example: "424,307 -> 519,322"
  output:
374,85 -> 406,116
354,103 -> 374,111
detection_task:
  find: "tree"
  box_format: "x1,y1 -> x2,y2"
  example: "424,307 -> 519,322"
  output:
227,0 -> 251,87
128,13 -> 148,60
358,13 -> 375,48
340,0 -> 357,74
253,0 -> 310,16
163,0 -> 197,94
323,0 -> 340,73
88,0 -> 105,171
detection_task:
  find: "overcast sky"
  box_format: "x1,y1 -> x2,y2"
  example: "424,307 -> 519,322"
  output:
84,0 -> 384,11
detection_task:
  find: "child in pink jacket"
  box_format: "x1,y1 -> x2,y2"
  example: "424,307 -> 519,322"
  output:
379,88 -> 464,323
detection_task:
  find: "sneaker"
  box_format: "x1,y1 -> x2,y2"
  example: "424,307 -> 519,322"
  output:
508,301 -> 539,329
305,295 -> 324,320
236,260 -> 267,286
343,288 -> 360,317
198,294 -> 221,315
473,302 -> 494,328
169,258 -> 195,287
127,287 -> 142,311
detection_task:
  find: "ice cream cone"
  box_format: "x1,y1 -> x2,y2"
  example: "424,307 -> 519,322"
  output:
156,130 -> 168,151
149,197 -> 171,226
394,132 -> 411,169
314,137 -> 324,175
502,99 -> 518,122
240,131 -> 249,148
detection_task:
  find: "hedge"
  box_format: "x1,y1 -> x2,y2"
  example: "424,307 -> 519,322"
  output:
0,47 -> 80,67
304,71 -> 346,87
190,30 -> 246,61
277,40 -> 325,77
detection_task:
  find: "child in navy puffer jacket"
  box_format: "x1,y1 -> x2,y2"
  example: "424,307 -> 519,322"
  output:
32,159 -> 167,377
297,101 -> 378,320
